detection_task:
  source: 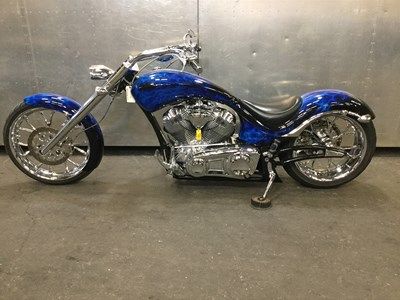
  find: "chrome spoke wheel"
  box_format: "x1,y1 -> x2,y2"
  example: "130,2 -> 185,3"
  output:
292,114 -> 367,182
8,107 -> 91,181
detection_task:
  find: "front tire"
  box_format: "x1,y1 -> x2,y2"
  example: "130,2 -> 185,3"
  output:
3,103 -> 103,184
281,113 -> 376,188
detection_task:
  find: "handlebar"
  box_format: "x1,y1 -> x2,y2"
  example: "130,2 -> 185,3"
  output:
130,30 -> 201,73
128,43 -> 202,74
95,30 -> 203,92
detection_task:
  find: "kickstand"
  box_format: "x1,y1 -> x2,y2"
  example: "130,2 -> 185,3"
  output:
251,161 -> 276,209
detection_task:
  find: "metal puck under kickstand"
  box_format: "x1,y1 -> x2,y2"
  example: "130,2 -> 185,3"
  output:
251,196 -> 272,209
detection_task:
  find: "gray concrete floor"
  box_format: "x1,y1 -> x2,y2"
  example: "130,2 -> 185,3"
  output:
0,152 -> 399,299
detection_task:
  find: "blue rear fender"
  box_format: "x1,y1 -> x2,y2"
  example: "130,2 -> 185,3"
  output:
297,89 -> 375,121
239,89 -> 375,144
24,93 -> 103,140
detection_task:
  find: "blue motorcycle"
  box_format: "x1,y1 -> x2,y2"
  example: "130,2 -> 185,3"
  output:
3,30 -> 376,208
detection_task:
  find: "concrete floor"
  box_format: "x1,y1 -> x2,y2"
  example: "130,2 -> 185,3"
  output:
0,152 -> 399,299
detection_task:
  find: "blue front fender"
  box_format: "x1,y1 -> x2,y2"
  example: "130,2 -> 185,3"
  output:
24,93 -> 103,140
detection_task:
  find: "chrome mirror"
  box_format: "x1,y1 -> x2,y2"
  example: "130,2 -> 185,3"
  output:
183,29 -> 197,49
89,65 -> 115,80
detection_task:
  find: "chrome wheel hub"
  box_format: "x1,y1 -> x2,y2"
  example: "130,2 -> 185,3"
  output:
28,127 -> 74,165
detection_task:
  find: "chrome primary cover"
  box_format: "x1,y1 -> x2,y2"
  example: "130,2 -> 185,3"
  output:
185,146 -> 260,179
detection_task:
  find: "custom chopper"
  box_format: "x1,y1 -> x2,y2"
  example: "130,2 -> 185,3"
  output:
3,30 -> 376,208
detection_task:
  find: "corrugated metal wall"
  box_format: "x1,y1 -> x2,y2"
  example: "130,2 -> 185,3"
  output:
1,0 -> 399,146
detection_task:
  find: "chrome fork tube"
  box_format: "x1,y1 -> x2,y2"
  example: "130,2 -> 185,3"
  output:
40,57 -> 136,155
39,50 -> 179,155
40,88 -> 108,155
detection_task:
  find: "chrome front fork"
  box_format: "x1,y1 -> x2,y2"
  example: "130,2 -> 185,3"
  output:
39,46 -> 190,155
40,87 -> 108,154
39,58 -> 134,155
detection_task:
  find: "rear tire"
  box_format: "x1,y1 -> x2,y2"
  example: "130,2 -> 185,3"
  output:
3,103 -> 104,185
281,115 -> 376,188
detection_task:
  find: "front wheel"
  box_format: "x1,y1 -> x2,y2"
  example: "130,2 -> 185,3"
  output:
3,103 -> 103,184
280,113 -> 376,188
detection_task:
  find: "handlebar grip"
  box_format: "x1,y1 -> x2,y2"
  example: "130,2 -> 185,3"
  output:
189,60 -> 203,74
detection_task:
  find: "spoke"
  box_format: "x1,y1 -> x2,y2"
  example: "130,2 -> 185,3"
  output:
310,123 -> 316,134
65,162 -> 70,173
330,158 -> 338,167
34,163 -> 43,174
21,150 -> 30,157
345,162 -> 352,169
306,124 -> 324,144
324,158 -> 330,169
40,111 -> 50,126
334,131 -> 353,141
69,127 -> 83,141
67,158 -> 79,167
24,115 -> 36,130
340,145 -> 360,156
341,145 -> 359,151
303,130 -> 320,143
327,116 -> 337,132
342,123 -> 352,133
333,123 -> 355,140
304,129 -> 313,135
48,111 -> 55,126
19,127 -> 34,133
73,146 -> 87,155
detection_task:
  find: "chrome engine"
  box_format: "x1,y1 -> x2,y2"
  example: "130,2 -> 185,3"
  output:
161,100 -> 260,179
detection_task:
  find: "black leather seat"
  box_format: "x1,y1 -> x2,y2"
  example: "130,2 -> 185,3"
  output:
240,95 -> 302,129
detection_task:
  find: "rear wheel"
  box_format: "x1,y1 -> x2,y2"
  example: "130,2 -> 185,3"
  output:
281,113 -> 376,188
3,103 -> 103,184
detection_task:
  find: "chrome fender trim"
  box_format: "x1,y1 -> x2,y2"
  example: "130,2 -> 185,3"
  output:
282,110 -> 372,138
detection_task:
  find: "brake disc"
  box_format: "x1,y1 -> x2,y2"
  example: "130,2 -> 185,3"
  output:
28,127 -> 74,165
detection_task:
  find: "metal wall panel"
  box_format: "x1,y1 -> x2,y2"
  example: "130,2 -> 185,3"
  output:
0,0 -> 399,146
199,0 -> 400,146
0,0 -> 197,145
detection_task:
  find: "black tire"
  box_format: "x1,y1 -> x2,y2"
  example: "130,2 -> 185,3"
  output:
281,120 -> 376,188
3,103 -> 104,185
